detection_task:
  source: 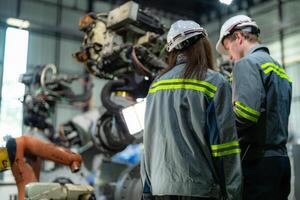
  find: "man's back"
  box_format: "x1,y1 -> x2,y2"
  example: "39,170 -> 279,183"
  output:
216,14 -> 292,200
232,44 -> 292,159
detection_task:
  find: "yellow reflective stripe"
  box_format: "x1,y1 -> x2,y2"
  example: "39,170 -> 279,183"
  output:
149,84 -> 216,97
263,67 -> 287,77
261,63 -> 292,83
0,148 -> 11,171
263,68 -> 292,83
234,107 -> 258,122
151,79 -> 217,92
212,148 -> 241,157
211,140 -> 239,151
235,101 -> 260,117
261,62 -> 285,73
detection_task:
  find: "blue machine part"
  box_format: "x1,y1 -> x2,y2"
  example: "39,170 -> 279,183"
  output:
112,144 -> 143,165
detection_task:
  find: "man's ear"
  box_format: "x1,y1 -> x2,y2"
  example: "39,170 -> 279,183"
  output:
236,32 -> 243,45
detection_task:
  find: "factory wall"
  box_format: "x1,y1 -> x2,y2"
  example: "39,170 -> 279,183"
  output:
0,0 -> 113,130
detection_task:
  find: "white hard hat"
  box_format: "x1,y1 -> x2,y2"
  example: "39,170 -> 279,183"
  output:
216,15 -> 259,55
167,20 -> 207,52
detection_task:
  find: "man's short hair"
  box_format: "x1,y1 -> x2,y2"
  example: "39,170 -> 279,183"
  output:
224,30 -> 261,44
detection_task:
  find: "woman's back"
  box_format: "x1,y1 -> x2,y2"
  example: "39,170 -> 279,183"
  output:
143,62 -> 238,198
142,20 -> 242,200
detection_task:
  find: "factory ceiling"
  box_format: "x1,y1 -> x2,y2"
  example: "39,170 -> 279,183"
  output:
95,0 -> 273,22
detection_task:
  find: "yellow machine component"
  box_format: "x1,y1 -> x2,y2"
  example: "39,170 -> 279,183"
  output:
114,91 -> 130,97
0,147 -> 11,171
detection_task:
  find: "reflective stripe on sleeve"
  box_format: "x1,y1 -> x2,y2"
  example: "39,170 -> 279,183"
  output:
234,101 -> 260,123
212,148 -> 241,157
211,140 -> 239,150
211,140 -> 240,157
261,62 -> 292,83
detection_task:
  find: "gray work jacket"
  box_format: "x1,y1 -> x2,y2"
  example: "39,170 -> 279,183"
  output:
232,44 -> 292,159
142,63 -> 242,200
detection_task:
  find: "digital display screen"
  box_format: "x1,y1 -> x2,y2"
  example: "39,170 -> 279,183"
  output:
121,99 -> 146,135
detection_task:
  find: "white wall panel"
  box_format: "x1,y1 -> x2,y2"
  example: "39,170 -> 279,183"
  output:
59,38 -> 83,74
289,101 -> 300,138
250,0 -> 277,17
0,0 -> 17,17
55,104 -> 82,129
77,0 -> 87,10
286,62 -> 300,141
283,0 -> 300,23
61,0 -> 76,7
93,1 -> 112,13
20,0 -> 57,25
0,63 -> 3,91
61,8 -> 84,31
0,27 -> 5,63
284,33 -> 300,65
286,63 -> 300,98
265,40 -> 282,64
27,33 -> 56,66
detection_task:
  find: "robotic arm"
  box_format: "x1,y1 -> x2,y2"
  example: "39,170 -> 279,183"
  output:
20,64 -> 93,140
73,1 -> 167,155
5,135 -> 82,200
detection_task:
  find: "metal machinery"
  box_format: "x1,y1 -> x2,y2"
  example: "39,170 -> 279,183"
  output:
20,1 -> 167,199
25,183 -> 94,200
72,0 -> 166,154
19,64 -> 95,200
71,1 -> 167,199
20,63 -> 93,140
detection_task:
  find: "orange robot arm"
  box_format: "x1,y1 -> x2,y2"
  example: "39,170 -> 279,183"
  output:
6,135 -> 82,200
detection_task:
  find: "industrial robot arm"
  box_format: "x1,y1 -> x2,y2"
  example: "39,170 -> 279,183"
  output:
5,135 -> 82,200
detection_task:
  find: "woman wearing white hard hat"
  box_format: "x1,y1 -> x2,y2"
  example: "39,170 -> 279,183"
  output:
142,20 -> 242,200
216,15 -> 292,200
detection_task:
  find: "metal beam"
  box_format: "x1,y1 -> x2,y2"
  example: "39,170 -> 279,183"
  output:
0,30 -> 6,111
87,0 -> 94,13
55,0 -> 62,68
278,0 -> 285,67
25,0 -> 87,13
16,0 -> 22,17
0,14 -> 83,41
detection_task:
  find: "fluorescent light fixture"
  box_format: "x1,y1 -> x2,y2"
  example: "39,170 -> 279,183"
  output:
0,27 -> 29,137
122,99 -> 146,135
219,0 -> 233,5
6,18 -> 30,29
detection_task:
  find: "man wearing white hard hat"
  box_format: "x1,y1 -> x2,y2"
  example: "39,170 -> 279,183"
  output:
216,15 -> 292,200
141,20 -> 242,200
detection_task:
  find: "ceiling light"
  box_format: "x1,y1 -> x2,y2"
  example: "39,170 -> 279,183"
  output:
219,0 -> 233,5
6,18 -> 30,29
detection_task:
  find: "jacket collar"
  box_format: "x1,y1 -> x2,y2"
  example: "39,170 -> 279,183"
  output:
246,44 -> 270,56
176,54 -> 187,65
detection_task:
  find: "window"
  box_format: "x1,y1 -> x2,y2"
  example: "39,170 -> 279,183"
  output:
0,27 -> 29,138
